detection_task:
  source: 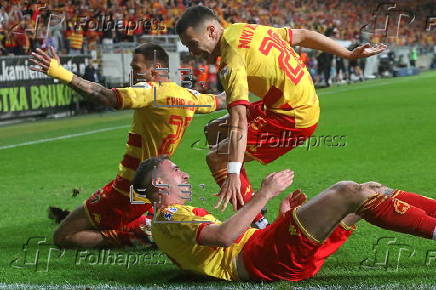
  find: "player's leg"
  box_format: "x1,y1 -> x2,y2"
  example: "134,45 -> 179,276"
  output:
53,206 -> 152,248
296,181 -> 436,243
54,182 -> 153,249
53,205 -> 108,248
392,189 -> 436,217
204,114 -> 229,147
206,135 -> 266,226
206,138 -> 264,226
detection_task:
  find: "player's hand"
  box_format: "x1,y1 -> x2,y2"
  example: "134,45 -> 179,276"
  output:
349,43 -> 387,59
278,189 -> 307,216
215,173 -> 243,212
29,46 -> 73,83
29,46 -> 60,74
260,169 -> 294,199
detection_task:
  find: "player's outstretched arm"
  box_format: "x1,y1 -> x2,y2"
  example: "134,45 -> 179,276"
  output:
29,47 -> 117,108
215,104 -> 247,212
291,29 -> 387,59
199,169 -> 294,247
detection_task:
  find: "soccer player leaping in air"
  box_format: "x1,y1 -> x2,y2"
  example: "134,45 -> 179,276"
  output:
175,6 -> 387,228
29,43 -> 226,248
133,156 -> 436,282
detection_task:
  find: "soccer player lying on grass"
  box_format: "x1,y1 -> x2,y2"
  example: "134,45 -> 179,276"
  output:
133,156 -> 436,282
176,6 -> 388,225
29,43 -> 226,248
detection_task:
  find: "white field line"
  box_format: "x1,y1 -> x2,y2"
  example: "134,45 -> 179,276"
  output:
1,73 -> 432,151
318,72 -> 436,96
0,125 -> 130,151
0,110 -> 225,151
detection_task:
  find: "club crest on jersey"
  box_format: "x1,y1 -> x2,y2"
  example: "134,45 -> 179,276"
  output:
394,199 -> 410,214
161,207 -> 178,220
163,212 -> 173,220
168,207 -> 178,213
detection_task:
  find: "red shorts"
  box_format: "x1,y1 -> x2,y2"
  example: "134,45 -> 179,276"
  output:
246,101 -> 318,164
242,208 -> 354,282
84,180 -> 152,230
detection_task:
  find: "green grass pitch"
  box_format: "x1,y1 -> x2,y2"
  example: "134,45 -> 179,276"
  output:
1,71 -> 436,289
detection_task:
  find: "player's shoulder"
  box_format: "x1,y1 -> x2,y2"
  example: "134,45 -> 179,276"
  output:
224,23 -> 248,33
131,81 -> 154,89
221,23 -> 247,44
158,204 -> 216,221
158,204 -> 195,221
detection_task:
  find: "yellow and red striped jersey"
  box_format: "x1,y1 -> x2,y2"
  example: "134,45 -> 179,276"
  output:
219,23 -> 319,128
111,82 -> 217,196
152,204 -> 257,281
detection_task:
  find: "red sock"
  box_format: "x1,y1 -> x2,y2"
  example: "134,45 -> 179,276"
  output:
240,167 -> 264,222
212,166 -> 264,222
393,190 -> 436,217
212,168 -> 227,187
357,194 -> 436,240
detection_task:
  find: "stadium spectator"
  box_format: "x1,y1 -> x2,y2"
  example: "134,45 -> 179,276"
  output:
0,0 -> 433,57
409,45 -> 418,67
348,36 -> 365,81
66,22 -> 84,55
83,61 -> 99,83
317,51 -> 333,86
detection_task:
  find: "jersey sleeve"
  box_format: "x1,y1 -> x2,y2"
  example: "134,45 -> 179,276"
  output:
156,206 -> 216,244
186,89 -> 217,114
219,41 -> 250,109
112,82 -> 154,110
272,26 -> 293,44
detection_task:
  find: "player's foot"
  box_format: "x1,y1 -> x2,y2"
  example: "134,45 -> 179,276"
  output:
252,217 -> 269,229
48,206 -> 70,223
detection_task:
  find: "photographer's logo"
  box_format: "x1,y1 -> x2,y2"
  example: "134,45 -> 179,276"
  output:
9,236 -> 65,272
10,236 -> 170,272
360,237 -> 415,272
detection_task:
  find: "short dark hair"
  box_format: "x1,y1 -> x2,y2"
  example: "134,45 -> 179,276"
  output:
132,155 -> 169,199
134,43 -> 169,67
175,6 -> 219,35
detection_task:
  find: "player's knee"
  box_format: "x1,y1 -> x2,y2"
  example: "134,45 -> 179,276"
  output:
205,119 -> 224,146
361,181 -> 382,191
53,227 -> 67,248
206,148 -> 223,164
361,181 -> 393,195
204,121 -> 213,139
330,181 -> 363,202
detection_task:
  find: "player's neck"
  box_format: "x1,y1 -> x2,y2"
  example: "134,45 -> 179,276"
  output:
152,76 -> 171,83
214,28 -> 223,57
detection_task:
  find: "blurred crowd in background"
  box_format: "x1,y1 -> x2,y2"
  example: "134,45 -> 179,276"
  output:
1,0 -> 435,90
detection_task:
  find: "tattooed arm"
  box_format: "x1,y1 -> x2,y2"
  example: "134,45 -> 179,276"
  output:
69,75 -> 117,107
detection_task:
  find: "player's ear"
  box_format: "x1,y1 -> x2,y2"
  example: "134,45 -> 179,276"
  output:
151,63 -> 162,77
207,25 -> 215,38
